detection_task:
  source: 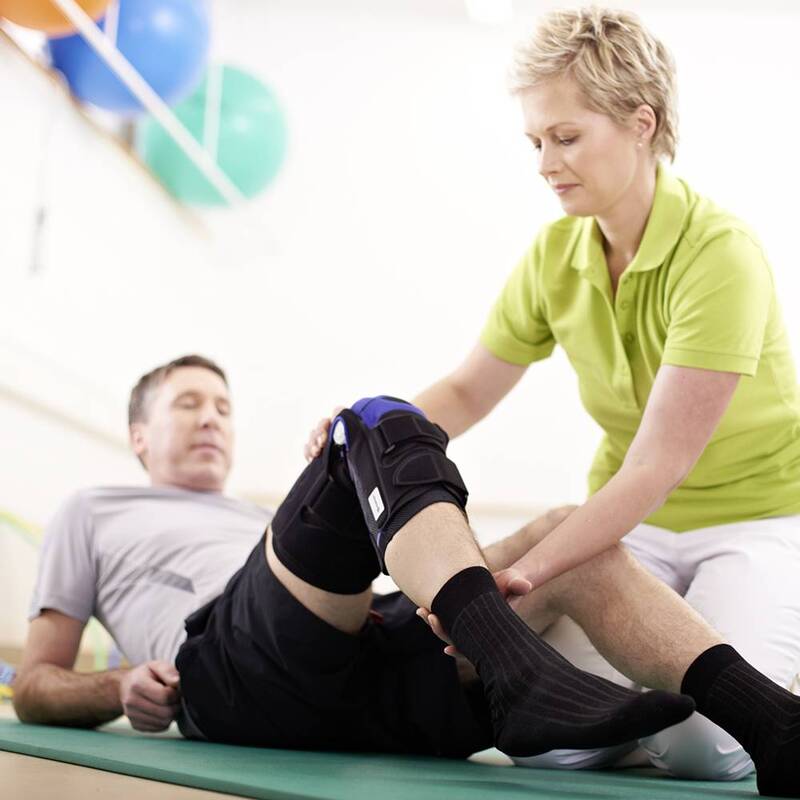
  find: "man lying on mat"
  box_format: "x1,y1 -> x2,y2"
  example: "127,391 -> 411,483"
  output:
12,355 -> 800,798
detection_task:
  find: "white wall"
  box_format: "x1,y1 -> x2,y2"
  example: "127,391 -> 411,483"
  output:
2,1 -> 799,646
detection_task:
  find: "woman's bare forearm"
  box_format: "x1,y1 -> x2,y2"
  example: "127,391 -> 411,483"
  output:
413,378 -> 485,439
513,463 -> 675,589
482,506 -> 577,573
415,344 -> 529,438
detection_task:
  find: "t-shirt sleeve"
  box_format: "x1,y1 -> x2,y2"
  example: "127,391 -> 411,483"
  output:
480,241 -> 556,366
28,492 -> 97,623
662,230 -> 773,376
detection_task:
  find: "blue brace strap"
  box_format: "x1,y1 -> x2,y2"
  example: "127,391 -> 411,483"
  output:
331,396 -> 469,569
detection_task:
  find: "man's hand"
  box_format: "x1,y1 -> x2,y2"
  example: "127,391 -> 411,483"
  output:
119,661 -> 181,732
417,568 -> 533,656
303,406 -> 344,461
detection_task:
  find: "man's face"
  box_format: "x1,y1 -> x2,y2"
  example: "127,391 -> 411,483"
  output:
130,367 -> 234,492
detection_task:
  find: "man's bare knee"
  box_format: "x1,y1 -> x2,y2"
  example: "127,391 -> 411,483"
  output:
543,542 -> 631,615
571,542 -> 631,587
547,504 -> 578,524
526,505 -> 579,546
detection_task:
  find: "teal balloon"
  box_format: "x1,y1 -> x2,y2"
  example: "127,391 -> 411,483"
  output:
140,65 -> 287,205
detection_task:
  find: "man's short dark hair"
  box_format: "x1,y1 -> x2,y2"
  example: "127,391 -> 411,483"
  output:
128,354 -> 228,426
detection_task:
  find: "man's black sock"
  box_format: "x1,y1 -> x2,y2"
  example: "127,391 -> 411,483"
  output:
681,644 -> 800,797
431,566 -> 695,757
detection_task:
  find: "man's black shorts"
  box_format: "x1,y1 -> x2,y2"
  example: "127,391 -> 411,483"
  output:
175,533 -> 493,757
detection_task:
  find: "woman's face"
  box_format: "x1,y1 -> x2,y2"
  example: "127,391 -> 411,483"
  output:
519,76 -> 646,218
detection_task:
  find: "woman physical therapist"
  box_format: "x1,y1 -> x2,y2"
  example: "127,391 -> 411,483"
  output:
424,6 -> 800,781
307,7 -> 800,783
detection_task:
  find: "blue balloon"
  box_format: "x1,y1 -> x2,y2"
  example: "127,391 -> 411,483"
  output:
48,0 -> 210,116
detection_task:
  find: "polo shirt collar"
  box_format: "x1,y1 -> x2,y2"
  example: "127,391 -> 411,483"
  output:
571,163 -> 689,274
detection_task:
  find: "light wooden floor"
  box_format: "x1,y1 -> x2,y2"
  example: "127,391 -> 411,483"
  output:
0,703 -> 242,800
0,750 -> 247,800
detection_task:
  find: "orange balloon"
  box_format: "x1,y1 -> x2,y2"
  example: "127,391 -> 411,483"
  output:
0,0 -> 111,35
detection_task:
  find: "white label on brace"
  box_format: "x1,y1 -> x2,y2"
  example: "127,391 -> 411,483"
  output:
368,487 -> 385,521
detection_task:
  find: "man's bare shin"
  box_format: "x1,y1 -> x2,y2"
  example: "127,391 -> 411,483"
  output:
383,503 -> 485,609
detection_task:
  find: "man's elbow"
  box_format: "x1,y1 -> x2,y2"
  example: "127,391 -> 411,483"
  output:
12,667 -> 59,726
11,674 -> 38,723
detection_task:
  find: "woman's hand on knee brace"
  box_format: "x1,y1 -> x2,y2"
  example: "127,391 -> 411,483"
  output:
304,406 -> 344,462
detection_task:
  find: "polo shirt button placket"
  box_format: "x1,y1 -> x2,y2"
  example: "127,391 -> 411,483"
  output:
616,361 -> 631,397
611,274 -> 636,403
616,313 -> 636,403
617,360 -> 637,407
617,271 -> 632,316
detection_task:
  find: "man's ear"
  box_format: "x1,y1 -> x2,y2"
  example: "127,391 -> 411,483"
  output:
129,422 -> 149,469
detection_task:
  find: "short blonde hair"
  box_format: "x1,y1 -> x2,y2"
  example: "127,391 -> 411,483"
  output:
509,7 -> 678,161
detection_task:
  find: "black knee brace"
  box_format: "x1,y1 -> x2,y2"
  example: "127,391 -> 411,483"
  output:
270,437 -> 380,594
331,396 -> 469,570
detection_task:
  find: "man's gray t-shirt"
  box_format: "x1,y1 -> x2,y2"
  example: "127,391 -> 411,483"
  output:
28,486 -> 273,666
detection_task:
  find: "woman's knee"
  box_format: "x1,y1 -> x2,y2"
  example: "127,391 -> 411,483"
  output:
640,713 -> 754,781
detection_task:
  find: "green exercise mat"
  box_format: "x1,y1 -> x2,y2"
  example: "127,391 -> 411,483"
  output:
0,719 -> 760,800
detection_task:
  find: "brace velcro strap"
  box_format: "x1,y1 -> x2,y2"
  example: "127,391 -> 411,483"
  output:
375,414 -> 448,453
394,452 -> 467,500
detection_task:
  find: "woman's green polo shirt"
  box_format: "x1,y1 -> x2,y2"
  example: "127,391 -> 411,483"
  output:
481,165 -> 800,531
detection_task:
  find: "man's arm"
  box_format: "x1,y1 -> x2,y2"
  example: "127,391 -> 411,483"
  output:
13,609 -> 124,727
13,610 -> 180,731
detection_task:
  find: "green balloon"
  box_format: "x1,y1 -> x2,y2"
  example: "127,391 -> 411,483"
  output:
140,65 -> 287,205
